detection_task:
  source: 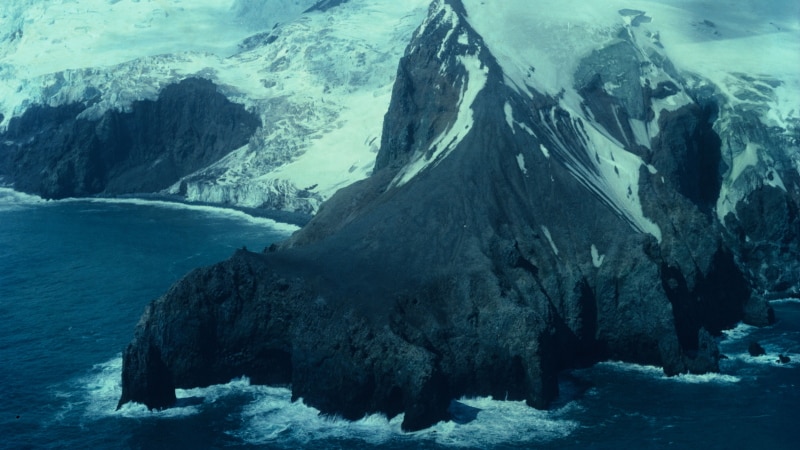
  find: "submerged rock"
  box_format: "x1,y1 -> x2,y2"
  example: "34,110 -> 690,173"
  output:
748,342 -> 767,357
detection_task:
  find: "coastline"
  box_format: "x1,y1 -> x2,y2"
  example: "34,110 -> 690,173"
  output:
0,186 -> 307,232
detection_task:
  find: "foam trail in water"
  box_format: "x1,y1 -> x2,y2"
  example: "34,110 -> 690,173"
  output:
672,373 -> 741,384
718,314 -> 799,369
68,197 -> 301,233
0,187 -> 300,232
597,361 -> 741,383
723,350 -> 799,368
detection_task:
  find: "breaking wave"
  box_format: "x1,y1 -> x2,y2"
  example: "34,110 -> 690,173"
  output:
0,187 -> 48,211
235,394 -> 579,448
0,186 -> 299,232
597,361 -> 741,384
70,356 -> 579,448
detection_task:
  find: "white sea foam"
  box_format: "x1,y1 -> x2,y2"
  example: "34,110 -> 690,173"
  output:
672,372 -> 741,384
0,187 -> 300,232
0,187 -> 48,211
79,356 -> 199,420
598,361 -> 741,383
64,197 -> 300,233
236,392 -> 579,448
76,357 -> 578,447
721,322 -> 758,341
599,361 -> 665,377
417,397 -> 580,447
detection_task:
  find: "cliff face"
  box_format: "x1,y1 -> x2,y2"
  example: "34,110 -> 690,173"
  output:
0,78 -> 260,199
116,0 -> 781,431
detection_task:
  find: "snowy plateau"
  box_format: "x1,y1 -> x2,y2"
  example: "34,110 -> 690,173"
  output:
1,0 -> 797,219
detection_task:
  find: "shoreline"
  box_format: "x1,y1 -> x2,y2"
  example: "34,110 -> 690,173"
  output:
0,186 -> 309,231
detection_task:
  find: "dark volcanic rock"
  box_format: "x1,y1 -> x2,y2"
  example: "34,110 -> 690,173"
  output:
748,341 -> 767,357
118,0 -> 771,431
0,78 -> 260,198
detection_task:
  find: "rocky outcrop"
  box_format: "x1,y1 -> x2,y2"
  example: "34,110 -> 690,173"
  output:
0,78 -> 260,199
118,0 -> 777,431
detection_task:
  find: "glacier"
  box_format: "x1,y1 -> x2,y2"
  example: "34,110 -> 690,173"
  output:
0,0 -> 430,213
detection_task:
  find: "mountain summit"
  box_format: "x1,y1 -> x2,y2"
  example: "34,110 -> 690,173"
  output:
108,0 -> 798,430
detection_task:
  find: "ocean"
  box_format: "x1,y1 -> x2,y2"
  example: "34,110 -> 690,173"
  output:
1,188 -> 797,449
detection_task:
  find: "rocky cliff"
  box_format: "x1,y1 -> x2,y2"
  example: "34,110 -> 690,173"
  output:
116,0 -> 784,431
0,78 -> 260,199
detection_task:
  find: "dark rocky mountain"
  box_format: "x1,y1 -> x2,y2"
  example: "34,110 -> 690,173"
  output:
114,0 -> 793,431
0,78 -> 260,199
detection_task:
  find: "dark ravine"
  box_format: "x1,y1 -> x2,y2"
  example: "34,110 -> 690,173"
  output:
0,77 -> 260,199
112,0 -> 787,432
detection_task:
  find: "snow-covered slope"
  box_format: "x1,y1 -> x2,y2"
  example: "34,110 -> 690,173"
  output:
1,0 -> 797,224
0,0 -> 429,213
461,0 -> 799,230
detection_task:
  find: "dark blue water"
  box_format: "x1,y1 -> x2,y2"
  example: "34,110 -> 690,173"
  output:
1,188 -> 798,449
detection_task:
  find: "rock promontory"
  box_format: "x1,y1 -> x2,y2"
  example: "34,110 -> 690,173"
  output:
117,0 -> 781,431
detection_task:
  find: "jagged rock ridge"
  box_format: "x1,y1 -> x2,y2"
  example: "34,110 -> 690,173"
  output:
116,0 -> 781,431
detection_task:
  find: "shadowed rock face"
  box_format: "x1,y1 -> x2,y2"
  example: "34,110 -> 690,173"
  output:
0,77 -> 260,199
117,0 -> 775,431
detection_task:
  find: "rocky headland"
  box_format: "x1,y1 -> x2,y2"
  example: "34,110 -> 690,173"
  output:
113,1 -> 792,431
